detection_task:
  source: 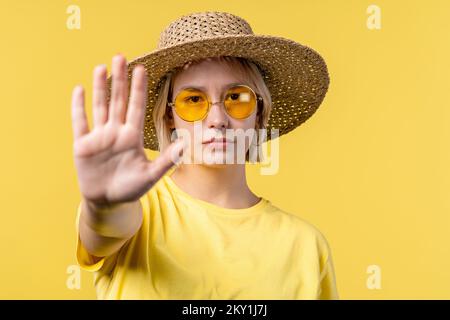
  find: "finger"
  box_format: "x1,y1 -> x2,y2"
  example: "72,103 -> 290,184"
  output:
71,85 -> 90,139
109,54 -> 129,124
145,139 -> 186,183
126,64 -> 147,132
92,64 -> 108,127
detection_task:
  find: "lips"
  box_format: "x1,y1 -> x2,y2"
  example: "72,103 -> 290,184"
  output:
202,137 -> 234,144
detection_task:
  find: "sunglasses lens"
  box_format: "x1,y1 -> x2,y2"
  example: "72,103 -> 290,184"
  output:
224,86 -> 257,119
173,85 -> 257,121
174,89 -> 209,121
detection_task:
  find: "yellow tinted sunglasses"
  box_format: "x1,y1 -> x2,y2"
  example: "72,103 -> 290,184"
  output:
167,84 -> 263,122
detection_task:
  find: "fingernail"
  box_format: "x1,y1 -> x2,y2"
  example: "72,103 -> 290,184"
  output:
96,64 -> 107,73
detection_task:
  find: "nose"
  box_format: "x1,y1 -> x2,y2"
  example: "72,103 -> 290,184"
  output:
204,100 -> 229,129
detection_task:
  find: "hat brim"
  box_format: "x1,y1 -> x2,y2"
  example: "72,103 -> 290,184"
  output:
106,34 -> 330,151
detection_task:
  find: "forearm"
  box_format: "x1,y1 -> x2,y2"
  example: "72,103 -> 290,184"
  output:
79,198 -> 143,257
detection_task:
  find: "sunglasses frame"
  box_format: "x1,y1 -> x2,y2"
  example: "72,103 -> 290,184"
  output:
167,84 -> 263,122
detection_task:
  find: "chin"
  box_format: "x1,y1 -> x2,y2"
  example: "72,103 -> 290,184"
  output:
201,162 -> 229,168
197,150 -> 246,166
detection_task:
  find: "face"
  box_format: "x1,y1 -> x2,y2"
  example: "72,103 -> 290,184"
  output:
168,58 -> 259,167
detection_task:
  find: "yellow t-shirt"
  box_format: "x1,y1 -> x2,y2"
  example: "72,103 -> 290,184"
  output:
75,173 -> 339,300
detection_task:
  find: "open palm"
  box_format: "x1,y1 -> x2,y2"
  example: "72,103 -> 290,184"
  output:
71,54 -> 184,206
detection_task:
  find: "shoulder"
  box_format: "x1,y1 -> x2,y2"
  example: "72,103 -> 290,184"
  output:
264,201 -> 333,256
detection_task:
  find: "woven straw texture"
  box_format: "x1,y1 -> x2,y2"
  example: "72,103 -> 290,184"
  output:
105,11 -> 330,151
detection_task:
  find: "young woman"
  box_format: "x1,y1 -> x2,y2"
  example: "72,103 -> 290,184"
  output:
71,11 -> 338,299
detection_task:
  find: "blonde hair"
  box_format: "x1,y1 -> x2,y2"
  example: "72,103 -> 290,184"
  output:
152,56 -> 272,162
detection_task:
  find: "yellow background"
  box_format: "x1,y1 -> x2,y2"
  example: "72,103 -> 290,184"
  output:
1,0 -> 449,299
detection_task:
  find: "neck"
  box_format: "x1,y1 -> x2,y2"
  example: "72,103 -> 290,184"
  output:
169,164 -> 260,209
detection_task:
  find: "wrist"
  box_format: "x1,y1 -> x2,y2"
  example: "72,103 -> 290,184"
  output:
80,198 -> 142,238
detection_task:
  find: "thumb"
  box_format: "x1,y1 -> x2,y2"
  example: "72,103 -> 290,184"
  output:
145,138 -> 186,182
168,138 -> 187,167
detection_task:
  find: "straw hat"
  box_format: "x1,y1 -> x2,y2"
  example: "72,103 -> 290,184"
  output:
106,11 -> 330,151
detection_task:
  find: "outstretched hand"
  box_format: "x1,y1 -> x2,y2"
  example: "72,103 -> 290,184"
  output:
71,54 -> 184,207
